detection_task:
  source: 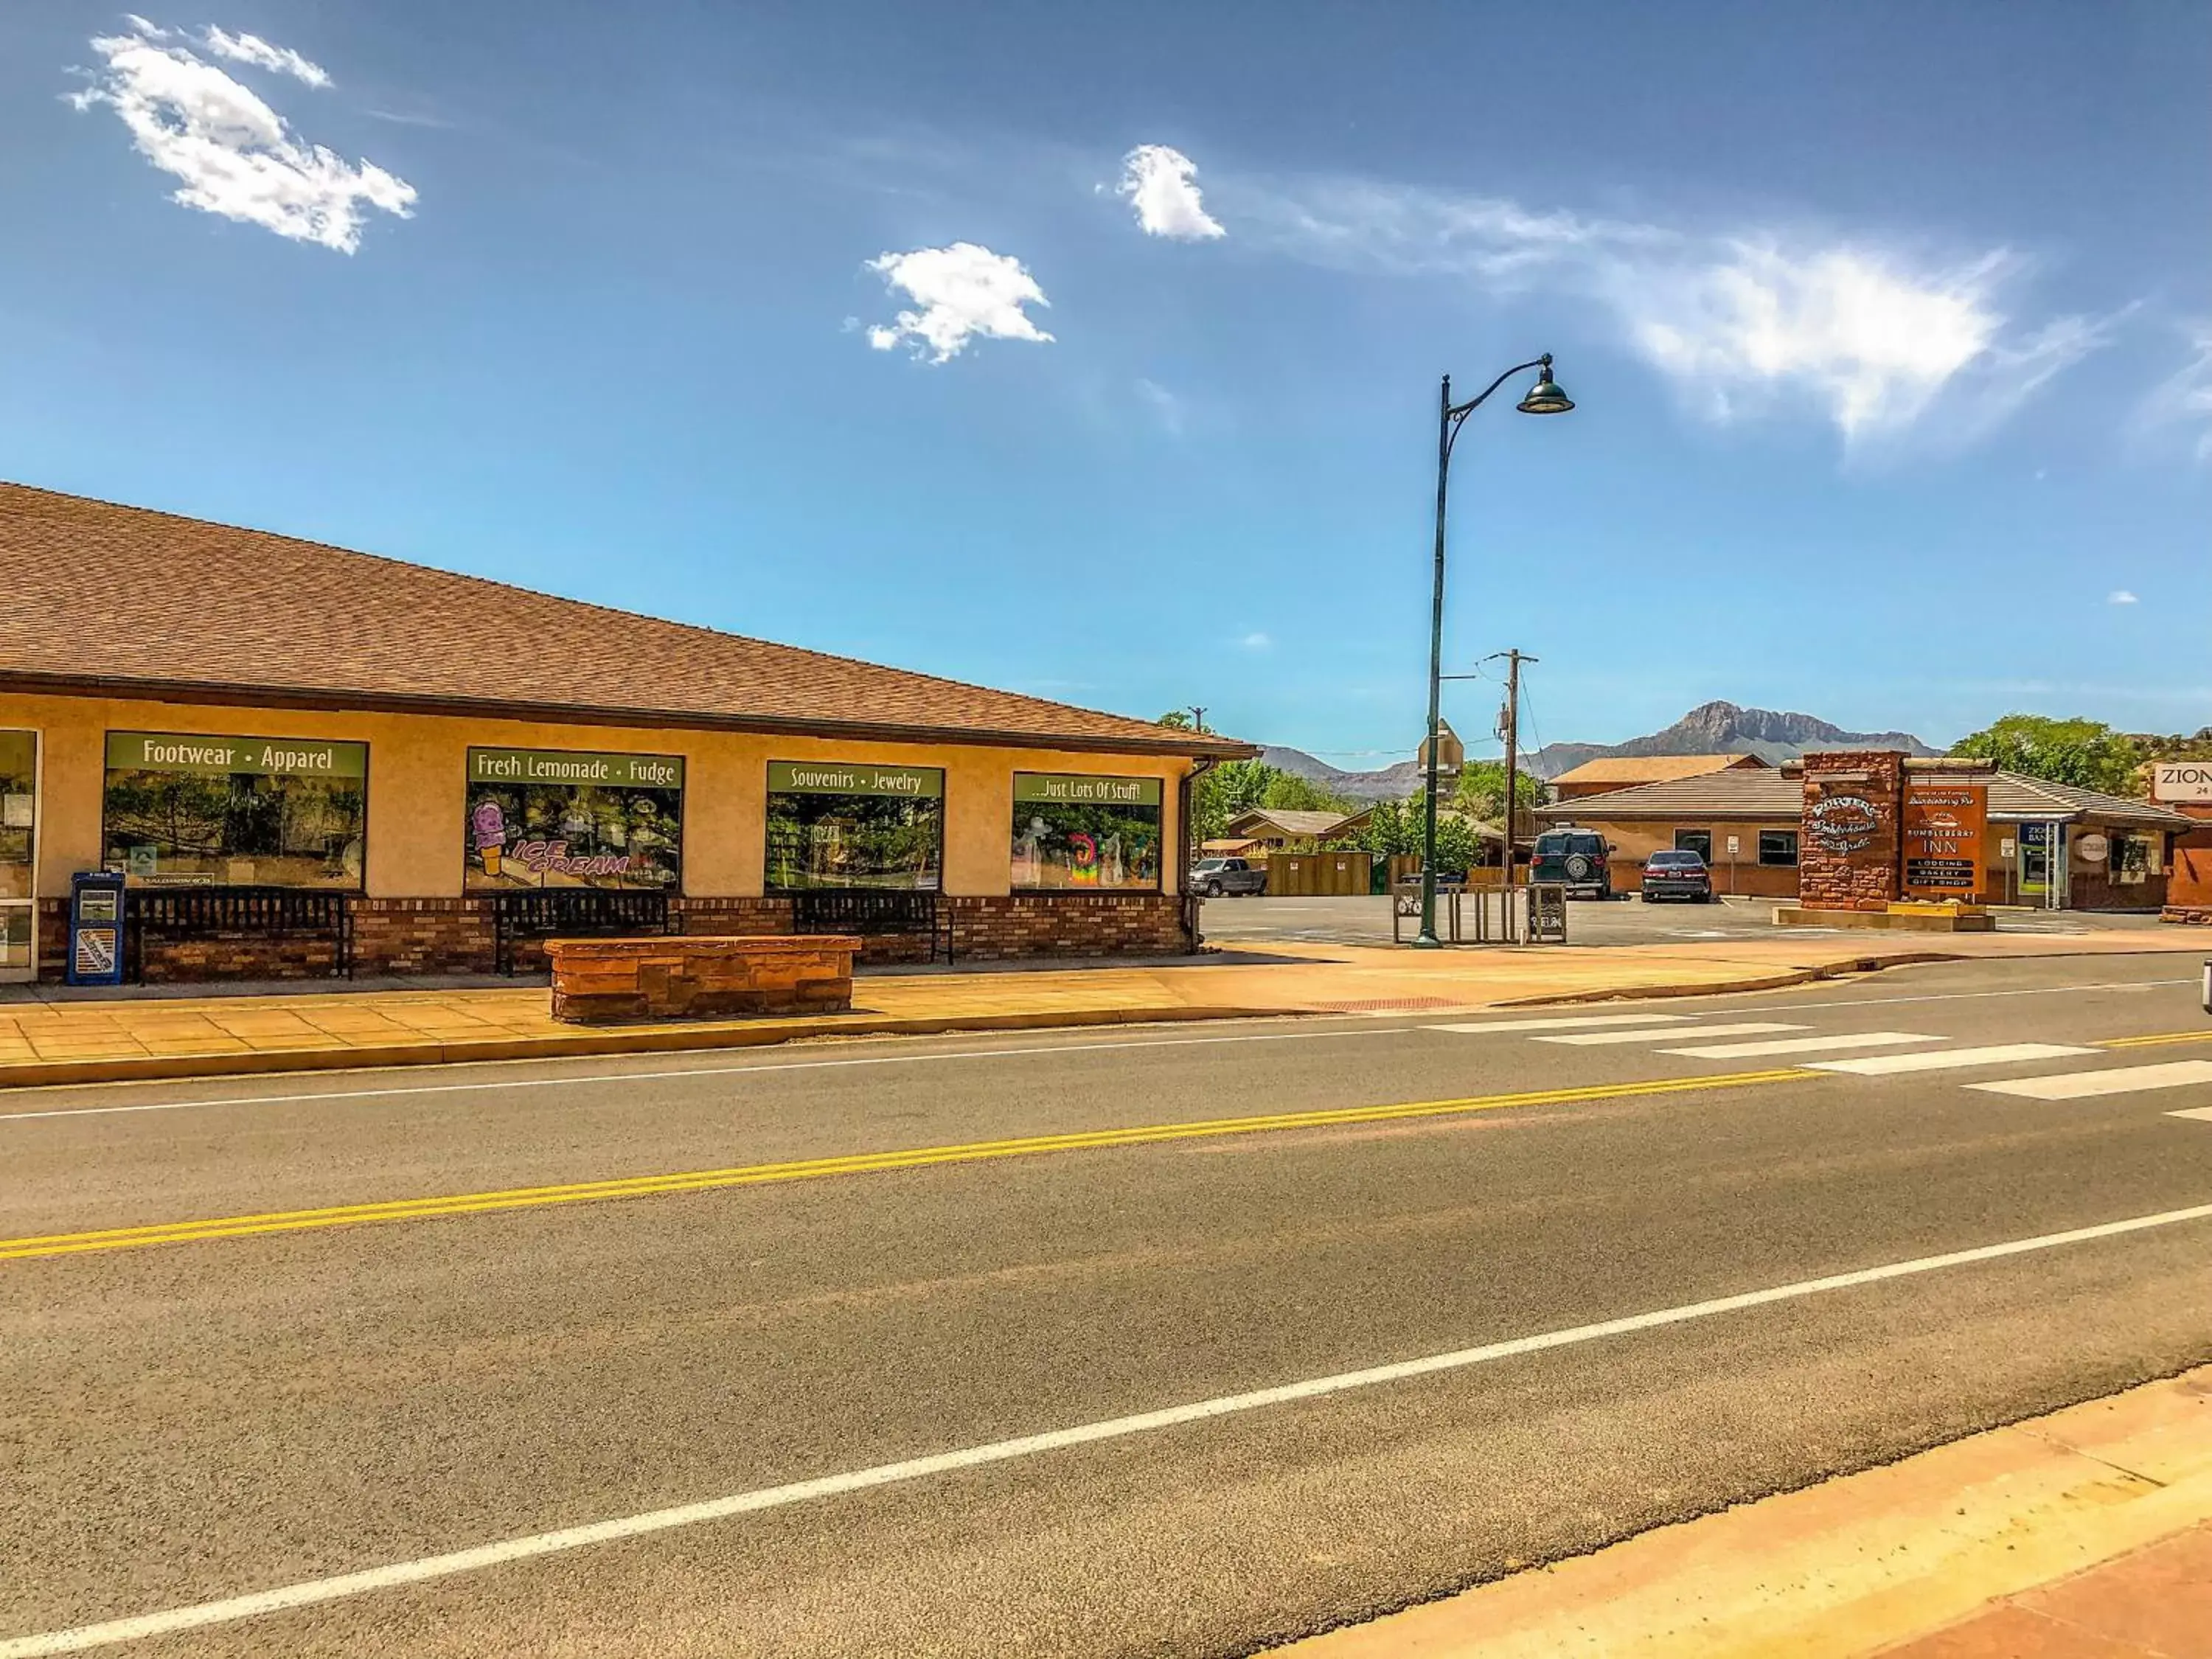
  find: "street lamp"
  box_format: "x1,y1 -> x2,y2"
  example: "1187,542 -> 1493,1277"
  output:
1414,353 -> 1574,948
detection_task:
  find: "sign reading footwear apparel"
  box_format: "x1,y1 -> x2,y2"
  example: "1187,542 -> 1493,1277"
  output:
768,762 -> 943,798
467,748 -> 684,790
2153,762 -> 2212,804
105,731 -> 368,778
1902,779 -> 1988,898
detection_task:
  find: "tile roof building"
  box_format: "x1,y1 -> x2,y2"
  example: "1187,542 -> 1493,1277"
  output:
1537,761 -> 2194,907
1548,752 -> 1770,799
0,484 -> 1253,983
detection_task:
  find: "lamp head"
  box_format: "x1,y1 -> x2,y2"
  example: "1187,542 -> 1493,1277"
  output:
1516,353 -> 1574,415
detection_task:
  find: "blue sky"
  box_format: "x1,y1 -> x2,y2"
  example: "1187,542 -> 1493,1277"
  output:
4,1 -> 2208,763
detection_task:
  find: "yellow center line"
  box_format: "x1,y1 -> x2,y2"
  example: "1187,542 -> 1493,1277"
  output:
2098,1030 -> 2212,1051
1,1068 -> 1814,1263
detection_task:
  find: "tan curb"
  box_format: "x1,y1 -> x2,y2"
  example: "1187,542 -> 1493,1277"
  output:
1495,950 -> 1967,1008
1269,1366 -> 2212,1658
0,1004 -> 1276,1091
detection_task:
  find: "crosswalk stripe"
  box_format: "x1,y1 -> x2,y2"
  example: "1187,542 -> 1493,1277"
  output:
1969,1061 -> 2212,1101
1426,1013 -> 1687,1035
1660,1032 -> 1944,1060
2168,1107 -> 2212,1123
1537,1023 -> 1806,1047
1806,1043 -> 2099,1077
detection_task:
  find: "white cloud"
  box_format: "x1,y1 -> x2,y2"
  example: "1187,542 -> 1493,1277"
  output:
1118,145 -> 1225,240
1240,631 -> 1272,650
2107,590 -> 2140,605
1135,377 -> 1185,434
863,243 -> 1054,364
2136,325 -> 2212,463
201,26 -> 329,86
1236,175 -> 2110,448
69,18 -> 414,254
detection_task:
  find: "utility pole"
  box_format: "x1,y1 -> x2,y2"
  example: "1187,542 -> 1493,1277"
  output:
1186,706 -> 1208,734
1489,649 -> 1537,940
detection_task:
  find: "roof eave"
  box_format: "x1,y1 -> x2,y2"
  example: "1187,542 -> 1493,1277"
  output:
0,669 -> 1260,762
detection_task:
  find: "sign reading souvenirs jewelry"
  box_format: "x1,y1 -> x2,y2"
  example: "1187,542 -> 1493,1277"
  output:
1902,779 -> 1988,899
102,731 -> 368,888
463,747 -> 684,890
1011,773 -> 1164,891
765,762 -> 945,891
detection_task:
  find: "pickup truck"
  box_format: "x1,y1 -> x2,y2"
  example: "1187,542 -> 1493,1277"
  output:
1190,856 -> 1268,897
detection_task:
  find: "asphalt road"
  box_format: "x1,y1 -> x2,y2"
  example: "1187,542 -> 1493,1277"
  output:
1195,892 -> 2165,949
4,953 -> 2212,1657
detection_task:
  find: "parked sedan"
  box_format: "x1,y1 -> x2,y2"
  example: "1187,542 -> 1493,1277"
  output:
1641,849 -> 1715,902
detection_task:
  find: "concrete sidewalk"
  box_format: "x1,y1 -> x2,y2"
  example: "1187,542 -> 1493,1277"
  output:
1273,1366 -> 2212,1659
0,928 -> 2199,1089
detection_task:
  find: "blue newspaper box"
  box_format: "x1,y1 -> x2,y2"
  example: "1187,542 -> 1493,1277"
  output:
66,870 -> 127,987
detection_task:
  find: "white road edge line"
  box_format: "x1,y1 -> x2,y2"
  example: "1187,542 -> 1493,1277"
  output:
8,1199 -> 2212,1657
0,1026 -> 1416,1124
1534,1023 -> 1804,1047
1427,1013 -> 1688,1034
1660,1032 -> 1943,1060
0,975 -> 2190,1122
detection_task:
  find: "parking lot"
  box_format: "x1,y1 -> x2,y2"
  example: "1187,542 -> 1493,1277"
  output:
1194,892 -> 2164,950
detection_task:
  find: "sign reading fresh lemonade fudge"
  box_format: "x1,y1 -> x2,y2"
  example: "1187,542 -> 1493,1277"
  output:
464,746 -> 684,890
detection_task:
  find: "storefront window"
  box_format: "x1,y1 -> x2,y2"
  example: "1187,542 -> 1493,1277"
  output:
1759,830 -> 1800,867
1,730 -> 33,974
463,748 -> 684,890
101,731 -> 366,888
0,731 -> 33,905
765,762 -> 943,891
1012,773 -> 1163,891
1673,830 -> 1712,862
2112,832 -> 2157,886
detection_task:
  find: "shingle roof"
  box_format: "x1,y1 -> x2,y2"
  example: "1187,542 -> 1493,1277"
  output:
1537,768 -> 2197,830
1551,753 -> 1770,786
1226,808 -> 1363,838
0,481 -> 1253,757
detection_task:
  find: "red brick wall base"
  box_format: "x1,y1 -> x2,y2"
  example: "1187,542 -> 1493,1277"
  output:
25,892 -> 1194,983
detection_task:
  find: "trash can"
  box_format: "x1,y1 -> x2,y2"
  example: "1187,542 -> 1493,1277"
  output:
66,869 -> 128,987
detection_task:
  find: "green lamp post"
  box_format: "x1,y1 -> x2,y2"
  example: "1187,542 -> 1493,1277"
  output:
1414,353 -> 1574,948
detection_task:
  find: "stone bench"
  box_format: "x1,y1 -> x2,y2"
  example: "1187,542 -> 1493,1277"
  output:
547,935 -> 860,1023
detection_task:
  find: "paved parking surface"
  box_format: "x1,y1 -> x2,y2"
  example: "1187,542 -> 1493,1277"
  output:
1197,893 -> 2167,950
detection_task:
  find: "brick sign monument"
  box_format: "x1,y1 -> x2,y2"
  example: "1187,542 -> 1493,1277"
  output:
1791,751 -> 1993,919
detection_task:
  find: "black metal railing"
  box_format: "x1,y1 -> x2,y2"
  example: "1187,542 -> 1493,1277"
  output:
487,888 -> 675,975
790,889 -> 950,961
125,886 -> 354,981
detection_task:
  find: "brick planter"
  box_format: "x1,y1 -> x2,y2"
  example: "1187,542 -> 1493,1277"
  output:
547,934 -> 860,1023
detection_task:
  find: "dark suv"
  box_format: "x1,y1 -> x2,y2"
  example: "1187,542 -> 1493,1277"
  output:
1531,830 -> 1615,899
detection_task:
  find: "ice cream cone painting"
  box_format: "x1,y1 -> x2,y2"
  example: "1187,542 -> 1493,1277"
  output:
472,800 -> 509,879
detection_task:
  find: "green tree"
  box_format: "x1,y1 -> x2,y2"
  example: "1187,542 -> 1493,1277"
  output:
1450,760 -> 1545,826
1950,714 -> 2142,796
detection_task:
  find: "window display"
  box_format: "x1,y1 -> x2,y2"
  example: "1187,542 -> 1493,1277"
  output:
101,731 -> 366,888
463,748 -> 684,890
765,762 -> 943,890
1010,773 -> 1163,891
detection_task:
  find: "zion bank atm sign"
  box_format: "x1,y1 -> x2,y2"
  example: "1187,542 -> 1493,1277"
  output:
2153,762 -> 2212,804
